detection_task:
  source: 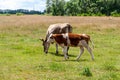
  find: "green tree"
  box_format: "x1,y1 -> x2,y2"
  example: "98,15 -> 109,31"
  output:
51,0 -> 65,16
46,0 -> 52,14
45,0 -> 120,16
65,1 -> 79,16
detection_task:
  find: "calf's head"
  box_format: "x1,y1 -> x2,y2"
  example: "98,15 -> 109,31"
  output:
40,38 -> 50,54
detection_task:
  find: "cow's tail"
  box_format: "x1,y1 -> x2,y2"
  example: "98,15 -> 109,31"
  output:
90,38 -> 94,49
69,25 -> 73,33
67,24 -> 72,33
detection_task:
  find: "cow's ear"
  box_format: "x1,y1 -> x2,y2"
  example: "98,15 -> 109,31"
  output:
39,38 -> 44,42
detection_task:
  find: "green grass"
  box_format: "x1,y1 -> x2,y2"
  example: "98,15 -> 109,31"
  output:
0,16 -> 120,80
81,67 -> 92,77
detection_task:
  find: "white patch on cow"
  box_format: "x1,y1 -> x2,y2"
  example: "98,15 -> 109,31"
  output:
62,33 -> 66,39
82,34 -> 86,36
66,33 -> 70,46
62,33 -> 71,46
65,33 -> 68,37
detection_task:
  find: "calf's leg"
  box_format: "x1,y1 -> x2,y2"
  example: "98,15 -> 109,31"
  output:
81,40 -> 94,60
62,46 -> 69,60
76,46 -> 84,60
55,44 -> 58,54
87,47 -> 94,60
66,47 -> 69,56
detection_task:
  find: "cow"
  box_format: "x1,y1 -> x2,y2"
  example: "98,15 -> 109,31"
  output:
47,33 -> 94,60
40,23 -> 72,54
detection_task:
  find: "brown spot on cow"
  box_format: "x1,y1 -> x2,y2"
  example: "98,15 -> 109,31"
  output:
52,34 -> 68,46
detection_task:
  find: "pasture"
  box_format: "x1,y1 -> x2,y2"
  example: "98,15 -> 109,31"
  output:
0,15 -> 120,80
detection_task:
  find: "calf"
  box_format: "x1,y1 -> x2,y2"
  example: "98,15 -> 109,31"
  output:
47,33 -> 94,60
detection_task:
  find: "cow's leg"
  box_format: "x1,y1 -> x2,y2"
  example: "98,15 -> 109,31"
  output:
66,47 -> 69,56
62,46 -> 69,60
76,46 -> 84,60
55,44 -> 58,54
81,40 -> 94,60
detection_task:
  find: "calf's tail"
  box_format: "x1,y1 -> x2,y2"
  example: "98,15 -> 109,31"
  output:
90,38 -> 94,49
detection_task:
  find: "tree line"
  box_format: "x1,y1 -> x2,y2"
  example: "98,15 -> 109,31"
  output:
46,0 -> 120,16
1,0 -> 120,16
0,9 -> 43,15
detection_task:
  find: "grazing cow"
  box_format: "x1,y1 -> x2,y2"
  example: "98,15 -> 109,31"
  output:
47,33 -> 94,60
40,23 -> 72,54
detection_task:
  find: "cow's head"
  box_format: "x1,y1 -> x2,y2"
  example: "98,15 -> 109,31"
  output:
40,38 -> 50,54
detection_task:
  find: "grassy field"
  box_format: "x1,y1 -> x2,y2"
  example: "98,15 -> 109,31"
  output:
0,15 -> 120,80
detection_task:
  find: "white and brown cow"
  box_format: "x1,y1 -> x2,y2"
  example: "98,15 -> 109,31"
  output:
40,23 -> 72,54
47,33 -> 94,60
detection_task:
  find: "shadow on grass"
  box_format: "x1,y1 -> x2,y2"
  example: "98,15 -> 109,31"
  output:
55,59 -> 89,62
48,52 -> 76,57
48,52 -> 91,62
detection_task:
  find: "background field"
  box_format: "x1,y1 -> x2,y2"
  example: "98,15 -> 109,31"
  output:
0,15 -> 120,80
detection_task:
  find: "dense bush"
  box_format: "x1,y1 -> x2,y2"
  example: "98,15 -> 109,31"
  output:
46,0 -> 120,16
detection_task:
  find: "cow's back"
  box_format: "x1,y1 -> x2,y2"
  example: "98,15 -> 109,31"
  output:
47,23 -> 72,34
60,23 -> 72,33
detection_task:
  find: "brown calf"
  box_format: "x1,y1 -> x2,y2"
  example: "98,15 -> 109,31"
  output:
47,33 -> 94,60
